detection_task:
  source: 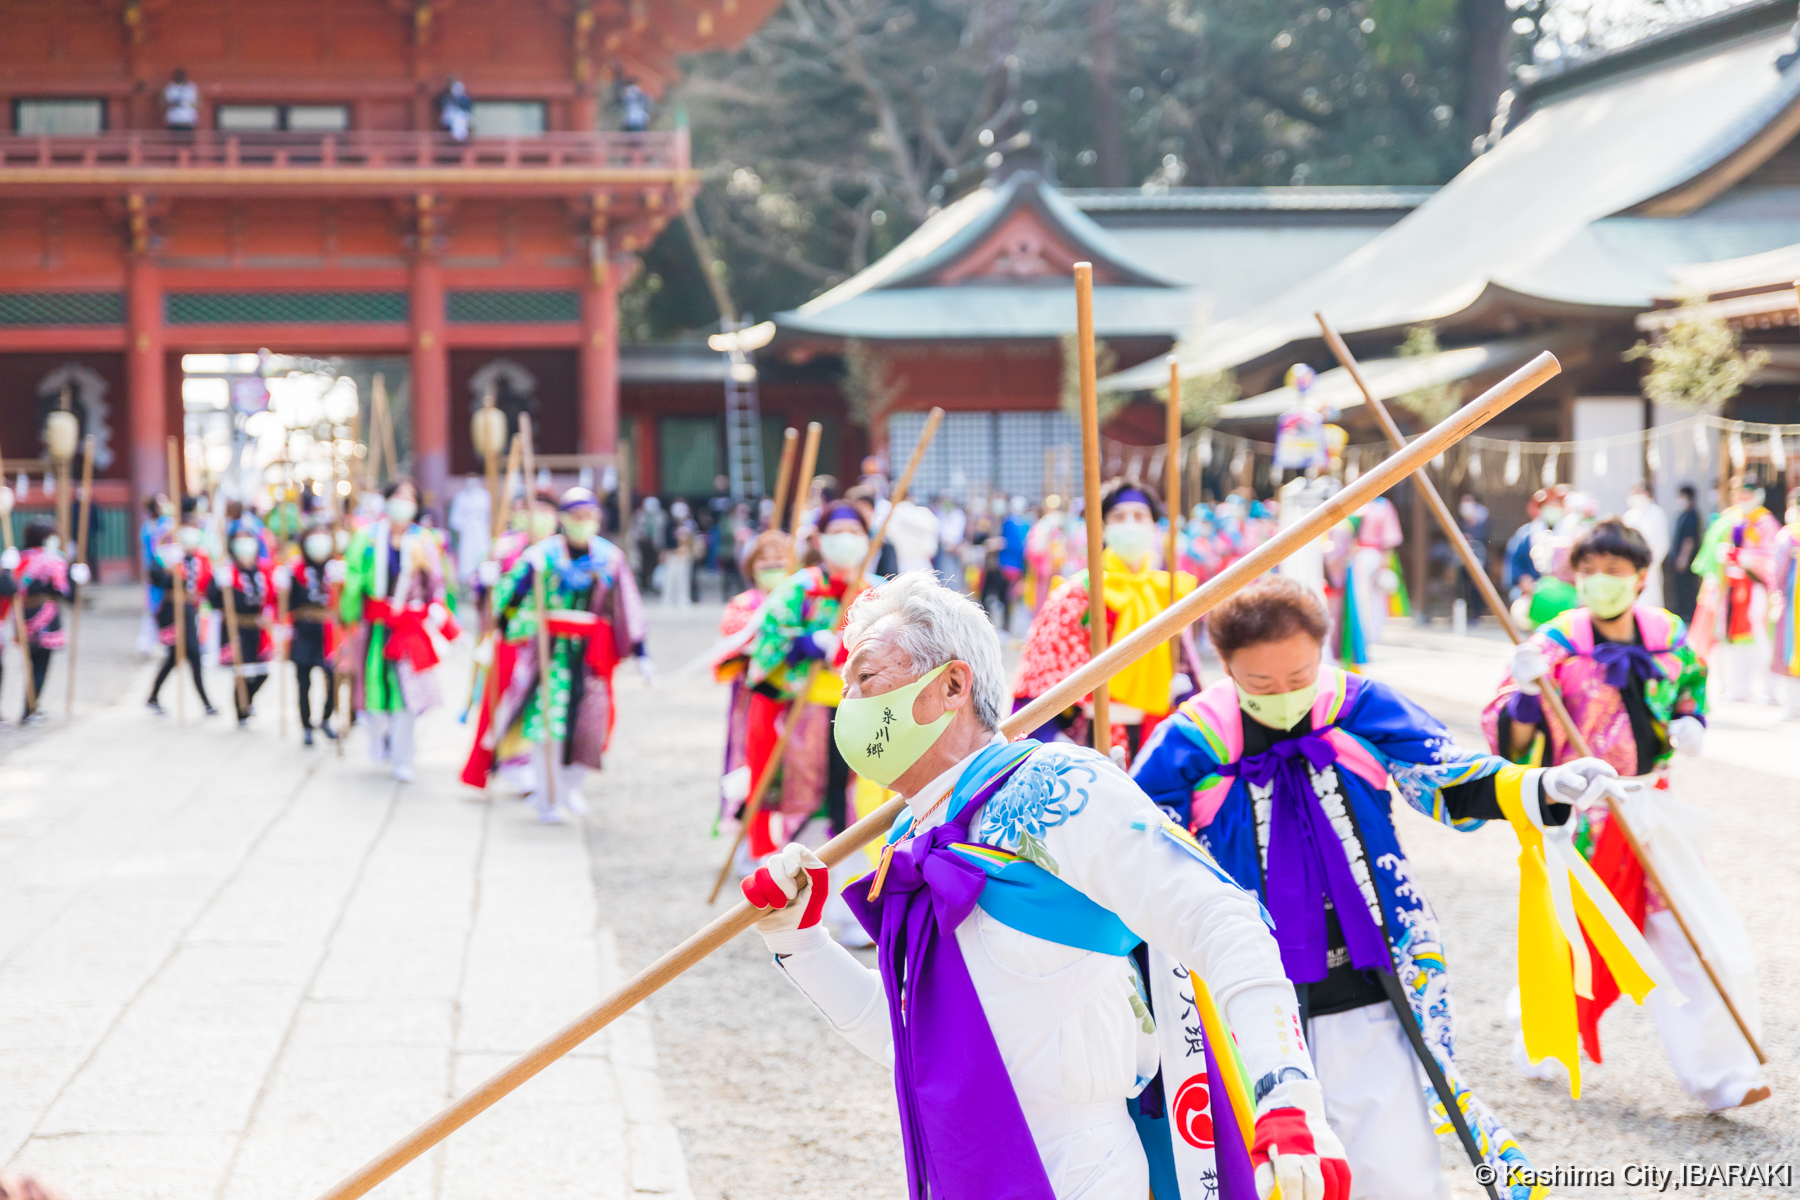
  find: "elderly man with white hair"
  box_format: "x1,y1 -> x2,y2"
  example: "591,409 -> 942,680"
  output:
740,570 -> 1350,1200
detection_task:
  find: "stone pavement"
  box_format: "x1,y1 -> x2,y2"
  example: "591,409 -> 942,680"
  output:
0,647 -> 691,1200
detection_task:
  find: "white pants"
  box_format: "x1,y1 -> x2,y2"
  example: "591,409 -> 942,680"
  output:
1309,1004 -> 1448,1200
528,738 -> 588,819
363,710 -> 416,773
661,556 -> 693,607
1645,910 -> 1765,1110
1717,638 -> 1774,704
1778,673 -> 1800,718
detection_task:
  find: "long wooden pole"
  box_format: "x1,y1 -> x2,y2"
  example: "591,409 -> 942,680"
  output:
277,570 -> 290,739
312,350 -> 1559,1200
65,434 -> 95,716
788,422 -> 822,540
532,564 -> 557,814
1074,264 -> 1110,750
0,433 -> 37,719
707,408 -> 945,903
167,435 -> 187,725
376,374 -> 401,487
54,386 -> 73,546
767,426 -> 800,532
220,553 -> 250,717
1316,313 -> 1766,1066
1166,360 -> 1182,609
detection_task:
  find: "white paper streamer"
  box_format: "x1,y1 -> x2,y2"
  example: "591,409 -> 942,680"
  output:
1770,434 -> 1788,470
1542,446 -> 1559,487
1593,445 -> 1607,478
1728,425 -> 1746,469
1504,443 -> 1521,485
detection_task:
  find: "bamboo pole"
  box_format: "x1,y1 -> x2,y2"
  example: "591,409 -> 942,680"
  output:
707,408 -> 945,904
1074,263 -> 1110,750
54,386 -> 73,546
1166,359 -> 1182,610
0,432 -> 37,720
310,349 -> 1559,1200
484,389 -> 505,541
375,374 -> 401,487
277,570 -> 290,739
788,422 -> 823,540
167,435 -> 187,725
521,414 -> 538,503
532,564 -> 557,814
65,434 -> 95,716
220,553 -> 250,718
1316,313 -> 1766,1067
768,426 -> 800,531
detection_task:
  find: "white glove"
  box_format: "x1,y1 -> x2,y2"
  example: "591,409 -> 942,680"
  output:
1252,1079 -> 1351,1200
271,566 -> 292,590
0,547 -> 19,571
810,629 -> 841,661
69,562 -> 90,586
324,559 -> 347,584
720,765 -> 751,805
1374,566 -> 1399,595
156,543 -> 184,568
636,655 -> 657,685
1667,715 -> 1704,757
477,558 -> 500,587
270,623 -> 292,646
1169,672 -> 1194,703
741,843 -> 830,937
1508,642 -> 1550,692
1542,757 -> 1622,811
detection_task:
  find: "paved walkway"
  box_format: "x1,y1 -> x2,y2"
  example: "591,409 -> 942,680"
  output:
0,650 -> 690,1200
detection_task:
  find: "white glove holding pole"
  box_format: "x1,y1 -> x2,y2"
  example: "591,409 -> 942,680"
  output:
477,558 -> 500,587
1,547 -> 20,571
1667,715 -> 1704,757
1509,642 -> 1550,693
272,566 -> 292,590
69,562 -> 90,586
324,559 -> 347,584
1542,757 -> 1638,813
741,843 -> 830,938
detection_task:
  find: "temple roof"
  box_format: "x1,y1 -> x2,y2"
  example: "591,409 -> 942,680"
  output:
1110,0 -> 1800,386
773,171 -> 1194,342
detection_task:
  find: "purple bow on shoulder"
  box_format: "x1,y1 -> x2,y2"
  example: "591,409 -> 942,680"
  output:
1591,642 -> 1667,691
1221,731 -> 1390,982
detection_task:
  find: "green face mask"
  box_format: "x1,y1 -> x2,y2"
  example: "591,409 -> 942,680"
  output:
530,511 -> 558,538
1577,571 -> 1637,619
833,663 -> 954,788
1235,681 -> 1318,731
754,567 -> 788,593
561,518 -> 598,546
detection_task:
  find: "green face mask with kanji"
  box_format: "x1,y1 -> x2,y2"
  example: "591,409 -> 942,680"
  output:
833,663 -> 954,788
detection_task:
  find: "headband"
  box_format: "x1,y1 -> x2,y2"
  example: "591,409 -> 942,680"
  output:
821,504 -> 867,530
558,487 -> 600,512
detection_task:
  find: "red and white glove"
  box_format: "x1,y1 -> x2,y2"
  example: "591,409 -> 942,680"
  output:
742,843 -> 830,936
1252,1080 -> 1350,1200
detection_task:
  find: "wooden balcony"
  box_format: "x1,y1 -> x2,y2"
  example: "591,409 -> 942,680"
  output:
0,129 -> 693,198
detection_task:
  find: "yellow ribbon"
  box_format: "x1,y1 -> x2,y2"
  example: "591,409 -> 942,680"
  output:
1096,550 -> 1195,715
1498,770 -> 1682,1098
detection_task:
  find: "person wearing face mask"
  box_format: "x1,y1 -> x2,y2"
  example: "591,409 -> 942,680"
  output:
712,530 -> 797,835
137,493 -> 175,656
744,572 -> 1350,1200
740,503 -> 876,879
463,488 -> 647,821
0,519 -> 86,724
1133,575 -> 1615,1199
1485,519 -> 1767,1111
339,479 -> 454,783
146,516 -> 217,716
1771,487 -> 1800,719
1691,474 -> 1782,704
206,523 -> 277,726
282,524 -> 346,746
1014,480 -> 1197,762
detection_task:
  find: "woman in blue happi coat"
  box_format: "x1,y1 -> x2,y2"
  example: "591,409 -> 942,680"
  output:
1132,575 -> 1618,1200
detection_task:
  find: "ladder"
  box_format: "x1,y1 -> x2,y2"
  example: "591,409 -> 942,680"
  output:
721,319 -> 764,501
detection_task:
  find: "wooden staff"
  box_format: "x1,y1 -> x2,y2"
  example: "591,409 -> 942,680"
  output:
1317,313 -> 1766,1066
0,433 -> 37,719
501,430 -> 524,523
311,350 -> 1559,1200
520,414 -> 538,503
276,567 -> 290,738
54,386 -> 73,546
532,562 -> 557,815
707,408 -> 945,903
220,551 -> 250,718
374,374 -> 400,488
65,434 -> 95,716
767,426 -> 800,531
788,422 -> 822,539
1166,360 -> 1182,609
1074,263 -> 1110,750
483,388 -> 505,541
167,435 -> 187,725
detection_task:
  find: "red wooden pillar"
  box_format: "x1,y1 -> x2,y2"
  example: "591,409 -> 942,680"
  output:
579,259 -> 619,455
410,251 -> 450,508
126,253 -> 166,506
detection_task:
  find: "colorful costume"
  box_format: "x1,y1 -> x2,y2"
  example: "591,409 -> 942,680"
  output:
146,544 -> 215,713
463,533 -> 643,820
1482,605 -> 1764,1110
1133,668 -> 1547,1200
339,517 -> 453,778
1013,550 -> 1196,757
208,556 -> 277,723
1772,514 -> 1800,716
1336,497 -> 1402,668
0,545 -> 74,718
713,583 -> 771,827
770,736 -> 1327,1199
1692,501 -> 1782,702
285,558 -> 341,741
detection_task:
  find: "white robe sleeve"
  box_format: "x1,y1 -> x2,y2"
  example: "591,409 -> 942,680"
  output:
765,926 -> 894,1067
1015,746 -> 1318,1107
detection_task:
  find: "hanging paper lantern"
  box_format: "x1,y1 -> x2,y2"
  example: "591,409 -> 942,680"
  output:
1542,446 -> 1559,487
1504,442 -> 1521,485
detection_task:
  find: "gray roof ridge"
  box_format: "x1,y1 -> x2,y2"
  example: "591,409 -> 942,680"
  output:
1062,185 -> 1438,212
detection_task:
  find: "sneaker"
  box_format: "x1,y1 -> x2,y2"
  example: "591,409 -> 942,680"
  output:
147,699 -> 166,716
237,716 -> 249,729
303,728 -> 315,747
561,789 -> 590,818
393,763 -> 416,784
534,806 -> 566,825
203,705 -> 220,717
321,721 -> 338,740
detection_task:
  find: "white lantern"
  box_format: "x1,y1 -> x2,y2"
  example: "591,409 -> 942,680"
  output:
471,401 -> 508,461
44,409 -> 80,463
